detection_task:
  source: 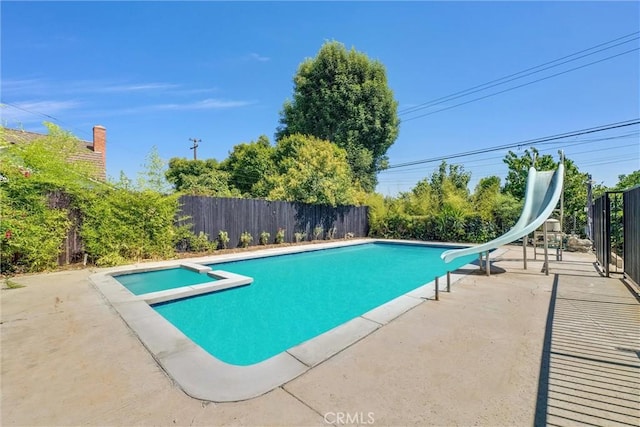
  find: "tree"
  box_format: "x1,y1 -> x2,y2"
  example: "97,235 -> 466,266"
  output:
276,40 -> 400,191
136,145 -> 171,193
613,170 -> 640,190
165,157 -> 236,196
502,147 -> 556,199
473,176 -> 502,221
503,148 -> 589,233
262,134 -> 359,206
403,178 -> 435,216
562,158 -> 589,224
430,161 -> 471,209
219,135 -> 275,196
472,176 -> 521,233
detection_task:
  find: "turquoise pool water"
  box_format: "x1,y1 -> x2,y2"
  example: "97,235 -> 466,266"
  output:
152,243 -> 475,366
115,267 -> 215,295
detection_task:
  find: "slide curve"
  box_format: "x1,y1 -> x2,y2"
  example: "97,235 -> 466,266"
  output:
441,163 -> 564,263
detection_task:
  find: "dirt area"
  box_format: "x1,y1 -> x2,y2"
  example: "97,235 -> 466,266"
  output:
1,245 -> 638,426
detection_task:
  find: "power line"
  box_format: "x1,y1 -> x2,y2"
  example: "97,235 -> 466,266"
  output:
379,132 -> 640,175
386,119 -> 640,170
402,48 -> 639,122
378,143 -> 639,186
1,101 -> 59,121
399,31 -> 639,116
1,101 -> 93,140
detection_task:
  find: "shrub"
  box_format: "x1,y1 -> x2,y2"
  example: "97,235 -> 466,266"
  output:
175,228 -> 212,252
0,188 -> 70,273
259,231 -> 270,245
217,230 -> 230,249
0,124 -> 186,271
80,189 -> 179,266
294,231 -> 306,243
275,228 -> 286,244
313,225 -> 323,240
239,231 -> 253,248
326,227 -> 337,240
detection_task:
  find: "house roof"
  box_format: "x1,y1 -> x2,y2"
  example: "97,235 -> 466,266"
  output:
1,127 -> 106,181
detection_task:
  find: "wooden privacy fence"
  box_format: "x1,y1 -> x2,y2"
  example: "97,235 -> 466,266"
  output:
178,196 -> 369,248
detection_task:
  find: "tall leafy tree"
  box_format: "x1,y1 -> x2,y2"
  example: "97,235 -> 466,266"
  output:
262,134 -> 360,206
502,147 -> 556,199
613,170 -> 640,190
165,157 -> 235,196
276,41 -> 400,191
219,135 -> 275,196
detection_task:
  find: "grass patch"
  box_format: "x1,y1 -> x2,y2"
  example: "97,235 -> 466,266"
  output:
4,279 -> 25,289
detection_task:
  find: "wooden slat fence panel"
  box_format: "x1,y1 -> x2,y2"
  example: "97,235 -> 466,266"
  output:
178,196 -> 369,248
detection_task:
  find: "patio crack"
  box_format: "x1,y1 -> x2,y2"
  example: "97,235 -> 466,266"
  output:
281,385 -> 334,426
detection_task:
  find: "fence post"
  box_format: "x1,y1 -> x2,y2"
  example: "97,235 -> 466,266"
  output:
605,193 -> 611,277
435,276 -> 439,301
446,271 -> 451,292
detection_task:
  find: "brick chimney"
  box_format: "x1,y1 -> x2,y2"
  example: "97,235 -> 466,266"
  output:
92,125 -> 106,166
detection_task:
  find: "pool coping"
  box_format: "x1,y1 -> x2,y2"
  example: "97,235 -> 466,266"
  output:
89,239 -> 505,402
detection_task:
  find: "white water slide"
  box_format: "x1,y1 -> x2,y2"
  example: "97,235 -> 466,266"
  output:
441,162 -> 564,263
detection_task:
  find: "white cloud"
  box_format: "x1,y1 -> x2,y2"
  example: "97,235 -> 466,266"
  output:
90,98 -> 253,116
1,78 -> 50,96
246,52 -> 270,62
153,98 -> 253,111
2,78 -> 184,96
170,87 -> 219,96
94,82 -> 181,93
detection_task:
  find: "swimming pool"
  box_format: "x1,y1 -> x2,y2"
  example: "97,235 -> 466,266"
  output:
90,239 -> 490,401
153,242 -> 475,365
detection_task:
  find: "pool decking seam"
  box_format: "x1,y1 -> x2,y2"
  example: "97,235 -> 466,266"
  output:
280,386 -> 330,425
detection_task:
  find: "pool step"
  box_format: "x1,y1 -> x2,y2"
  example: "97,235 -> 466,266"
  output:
142,270 -> 253,305
180,262 -> 212,274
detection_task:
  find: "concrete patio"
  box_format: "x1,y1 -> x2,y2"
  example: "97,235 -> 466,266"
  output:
1,245 -> 638,426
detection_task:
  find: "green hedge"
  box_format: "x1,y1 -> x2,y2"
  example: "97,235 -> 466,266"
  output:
369,212 -> 509,244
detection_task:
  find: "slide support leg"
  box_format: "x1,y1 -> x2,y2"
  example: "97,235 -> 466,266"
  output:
523,234 -> 527,270
543,221 -> 549,276
486,251 -> 490,276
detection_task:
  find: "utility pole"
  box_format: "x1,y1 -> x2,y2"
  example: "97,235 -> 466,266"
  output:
189,138 -> 201,160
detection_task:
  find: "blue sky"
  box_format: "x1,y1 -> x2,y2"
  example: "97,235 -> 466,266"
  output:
2,1 -> 638,195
